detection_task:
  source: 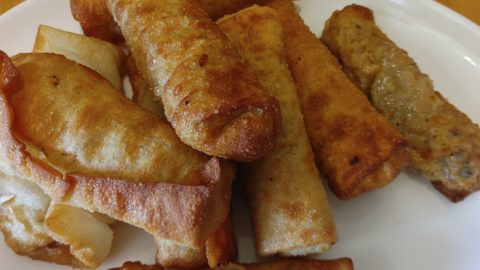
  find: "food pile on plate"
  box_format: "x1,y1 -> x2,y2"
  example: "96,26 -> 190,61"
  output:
0,0 -> 479,269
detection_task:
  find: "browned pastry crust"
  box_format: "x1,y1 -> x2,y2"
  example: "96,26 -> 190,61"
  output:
261,0 -> 408,200
108,0 -> 281,162
0,51 -> 233,249
322,4 -> 480,202
111,257 -> 354,270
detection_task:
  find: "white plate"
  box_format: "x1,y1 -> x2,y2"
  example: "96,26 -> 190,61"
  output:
1,0 -> 480,269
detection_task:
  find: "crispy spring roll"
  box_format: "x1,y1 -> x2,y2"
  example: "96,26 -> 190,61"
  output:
0,51 -> 234,250
262,0 -> 409,200
127,55 -> 237,269
70,0 -> 255,43
108,0 -> 281,162
321,5 -> 480,202
111,258 -> 354,270
218,6 -> 336,256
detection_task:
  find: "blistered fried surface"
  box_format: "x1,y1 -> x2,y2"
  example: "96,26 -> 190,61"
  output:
0,51 -> 232,248
129,53 -> 237,268
322,5 -> 480,202
10,53 -> 208,185
218,5 -> 337,256
108,0 -> 281,162
265,0 -> 408,200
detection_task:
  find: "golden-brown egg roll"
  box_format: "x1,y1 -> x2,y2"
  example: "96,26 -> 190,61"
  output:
262,0 -> 409,200
111,258 -> 354,270
0,51 -> 234,250
107,0 -> 281,162
70,0 -> 256,44
127,54 -> 237,269
217,6 -> 337,256
321,5 -> 480,202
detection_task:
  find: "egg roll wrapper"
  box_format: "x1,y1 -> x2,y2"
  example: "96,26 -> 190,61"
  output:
262,0 -> 408,200
217,5 -> 337,256
321,5 -> 480,202
0,51 -> 234,248
108,0 -> 281,162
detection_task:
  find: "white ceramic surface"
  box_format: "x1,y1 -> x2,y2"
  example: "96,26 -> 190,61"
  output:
0,0 -> 479,269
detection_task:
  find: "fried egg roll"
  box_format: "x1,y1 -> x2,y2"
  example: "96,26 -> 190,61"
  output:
71,0 -> 256,43
107,0 -> 281,162
0,51 -> 234,249
112,257 -> 354,270
127,54 -> 237,269
322,5 -> 480,202
218,6 -> 337,256
263,0 -> 408,200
